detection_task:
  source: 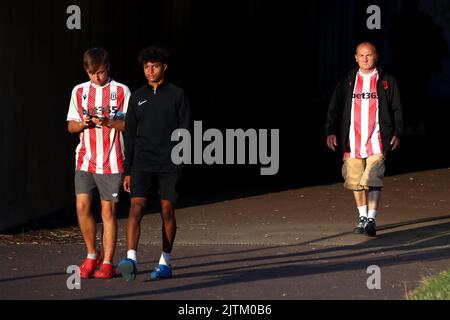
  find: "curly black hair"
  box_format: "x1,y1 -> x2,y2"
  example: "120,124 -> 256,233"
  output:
138,46 -> 171,65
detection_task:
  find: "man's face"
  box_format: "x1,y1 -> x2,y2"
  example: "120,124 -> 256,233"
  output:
355,45 -> 378,73
143,61 -> 167,84
86,66 -> 109,86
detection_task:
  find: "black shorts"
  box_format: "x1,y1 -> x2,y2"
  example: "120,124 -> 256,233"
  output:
130,171 -> 180,204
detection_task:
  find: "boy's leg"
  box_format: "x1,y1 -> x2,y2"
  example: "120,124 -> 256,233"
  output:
158,171 -> 179,255
126,171 -> 153,252
75,171 -> 99,254
127,197 -> 147,251
100,200 -> 117,263
76,193 -> 105,278
92,199 -> 119,279
150,172 -> 179,279
160,199 -> 176,254
93,173 -> 123,263
75,171 -> 105,278
76,193 -> 96,254
117,197 -> 146,281
118,171 -> 153,281
149,199 -> 175,279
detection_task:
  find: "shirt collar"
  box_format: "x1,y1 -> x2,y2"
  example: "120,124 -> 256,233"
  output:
90,78 -> 112,89
358,68 -> 378,77
147,80 -> 168,93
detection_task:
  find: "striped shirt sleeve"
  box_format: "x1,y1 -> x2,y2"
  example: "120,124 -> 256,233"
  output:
67,87 -> 82,122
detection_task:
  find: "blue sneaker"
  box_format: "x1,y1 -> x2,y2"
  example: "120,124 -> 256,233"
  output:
150,264 -> 172,280
117,258 -> 137,281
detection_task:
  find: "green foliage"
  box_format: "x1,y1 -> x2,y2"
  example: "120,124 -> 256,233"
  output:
409,270 -> 450,300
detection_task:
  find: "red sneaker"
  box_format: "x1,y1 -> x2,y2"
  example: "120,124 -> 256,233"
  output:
79,252 -> 103,279
94,263 -> 116,279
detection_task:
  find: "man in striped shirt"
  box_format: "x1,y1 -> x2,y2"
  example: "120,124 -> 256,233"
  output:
67,48 -> 130,278
325,42 -> 403,237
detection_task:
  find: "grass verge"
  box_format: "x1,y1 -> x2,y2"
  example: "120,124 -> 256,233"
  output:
409,269 -> 450,300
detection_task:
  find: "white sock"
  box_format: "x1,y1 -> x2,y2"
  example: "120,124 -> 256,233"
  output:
127,250 -> 137,263
87,252 -> 98,260
103,261 -> 112,265
368,209 -> 377,220
159,252 -> 171,266
358,205 -> 368,218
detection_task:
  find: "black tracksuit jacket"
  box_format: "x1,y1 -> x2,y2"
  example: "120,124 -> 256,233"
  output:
325,67 -> 403,153
124,82 -> 191,175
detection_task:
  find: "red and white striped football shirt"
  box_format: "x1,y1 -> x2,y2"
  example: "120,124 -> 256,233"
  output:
345,69 -> 383,159
66,79 -> 130,174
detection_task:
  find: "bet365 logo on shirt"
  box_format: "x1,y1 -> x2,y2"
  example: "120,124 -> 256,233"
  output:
353,92 -> 378,100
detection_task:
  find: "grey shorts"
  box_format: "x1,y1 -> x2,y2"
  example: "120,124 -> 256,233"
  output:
75,171 -> 123,202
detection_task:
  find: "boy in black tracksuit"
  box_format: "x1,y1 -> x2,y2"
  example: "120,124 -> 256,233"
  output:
118,46 -> 191,281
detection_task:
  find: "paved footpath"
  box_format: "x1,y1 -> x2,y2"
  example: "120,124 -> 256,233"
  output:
1,169 -> 450,300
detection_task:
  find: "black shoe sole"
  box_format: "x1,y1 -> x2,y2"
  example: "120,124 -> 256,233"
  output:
353,227 -> 364,234
364,227 -> 377,237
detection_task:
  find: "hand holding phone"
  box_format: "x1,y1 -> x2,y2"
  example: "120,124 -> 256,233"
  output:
82,115 -> 93,126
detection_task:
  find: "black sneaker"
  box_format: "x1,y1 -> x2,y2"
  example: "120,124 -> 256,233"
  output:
353,216 -> 368,234
364,218 -> 377,237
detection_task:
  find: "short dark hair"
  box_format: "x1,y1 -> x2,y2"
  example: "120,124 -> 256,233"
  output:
138,46 -> 170,65
83,48 -> 110,72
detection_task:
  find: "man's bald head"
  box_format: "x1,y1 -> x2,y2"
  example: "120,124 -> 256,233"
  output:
355,42 -> 378,74
356,42 -> 378,55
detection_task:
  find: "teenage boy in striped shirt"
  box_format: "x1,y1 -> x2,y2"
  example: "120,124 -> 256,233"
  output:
67,48 -> 130,278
